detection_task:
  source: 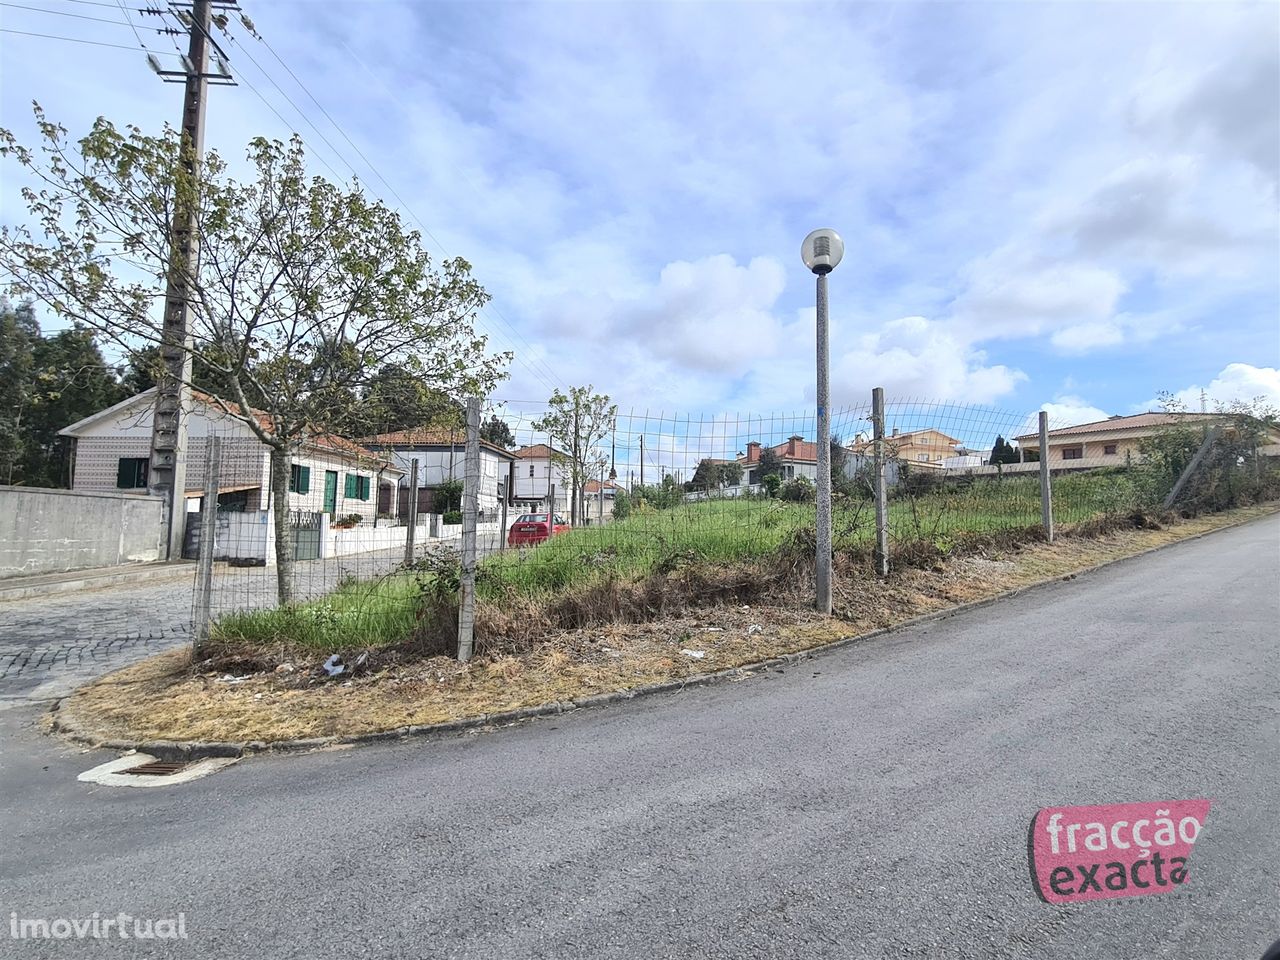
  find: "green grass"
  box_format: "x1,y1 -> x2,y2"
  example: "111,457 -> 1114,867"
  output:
212,574 -> 424,649
212,468 -> 1152,649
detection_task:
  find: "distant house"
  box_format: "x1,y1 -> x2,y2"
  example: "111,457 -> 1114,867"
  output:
1012,411 -> 1280,465
511,443 -> 572,514
582,478 -> 623,521
58,388 -> 402,517
363,428 -> 516,519
849,428 -> 961,470
737,435 -> 818,485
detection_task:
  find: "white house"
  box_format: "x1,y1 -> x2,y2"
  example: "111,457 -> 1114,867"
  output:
363,428 -> 516,520
59,388 -> 403,520
511,443 -> 572,514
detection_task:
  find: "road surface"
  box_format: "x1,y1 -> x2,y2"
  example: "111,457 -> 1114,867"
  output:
0,515 -> 1276,959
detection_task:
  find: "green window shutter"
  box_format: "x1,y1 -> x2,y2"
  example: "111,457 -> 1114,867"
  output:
359,476 -> 370,500
300,466 -> 311,494
288,464 -> 298,493
344,473 -> 356,498
117,458 -> 132,488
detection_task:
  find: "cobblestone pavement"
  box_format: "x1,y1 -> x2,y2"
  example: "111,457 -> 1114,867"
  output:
0,532 -> 502,705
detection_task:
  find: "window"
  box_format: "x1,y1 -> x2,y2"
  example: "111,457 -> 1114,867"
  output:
1062,446 -> 1083,460
1103,444 -> 1118,456
344,473 -> 371,500
529,464 -> 535,477
288,464 -> 311,494
116,457 -> 148,489
916,453 -> 929,462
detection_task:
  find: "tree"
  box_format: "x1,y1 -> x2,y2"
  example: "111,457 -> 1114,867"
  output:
757,447 -> 784,480
0,300 -> 123,487
0,110 -> 509,602
689,457 -> 743,492
532,386 -> 616,525
989,435 -> 1019,465
479,415 -> 516,449
0,299 -> 38,484
355,363 -> 462,436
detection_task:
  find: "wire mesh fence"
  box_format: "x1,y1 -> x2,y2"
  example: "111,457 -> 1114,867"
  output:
3,386 -> 1277,692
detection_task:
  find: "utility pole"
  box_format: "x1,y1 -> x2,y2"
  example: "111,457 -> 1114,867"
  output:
639,434 -> 645,488
145,0 -> 238,560
571,397 -> 580,526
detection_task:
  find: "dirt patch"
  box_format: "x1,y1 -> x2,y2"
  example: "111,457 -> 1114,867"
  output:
58,504 -> 1278,746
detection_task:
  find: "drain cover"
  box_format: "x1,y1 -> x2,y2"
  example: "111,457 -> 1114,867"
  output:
125,761 -> 188,777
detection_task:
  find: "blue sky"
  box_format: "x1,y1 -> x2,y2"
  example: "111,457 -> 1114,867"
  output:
1,0 -> 1277,426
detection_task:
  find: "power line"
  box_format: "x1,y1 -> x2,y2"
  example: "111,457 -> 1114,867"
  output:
0,26 -> 155,50
113,0 -> 147,48
244,20 -> 567,395
0,1 -> 133,26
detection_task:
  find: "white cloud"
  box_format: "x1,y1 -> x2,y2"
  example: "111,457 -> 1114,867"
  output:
1154,363 -> 1280,412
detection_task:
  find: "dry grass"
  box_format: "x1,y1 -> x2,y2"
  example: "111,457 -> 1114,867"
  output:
59,503 -> 1278,746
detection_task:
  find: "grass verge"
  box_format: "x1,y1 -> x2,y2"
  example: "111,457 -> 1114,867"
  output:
57,502 -> 1278,747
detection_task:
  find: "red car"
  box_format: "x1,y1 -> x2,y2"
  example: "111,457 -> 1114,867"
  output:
507,513 -> 571,547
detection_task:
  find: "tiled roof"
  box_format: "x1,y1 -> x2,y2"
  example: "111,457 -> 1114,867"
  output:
512,443 -> 571,460
738,437 -> 819,465
363,427 -> 515,458
583,479 -> 622,493
1013,411 -> 1227,442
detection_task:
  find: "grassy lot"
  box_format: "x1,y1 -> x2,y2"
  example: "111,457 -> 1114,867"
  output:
209,469 -> 1148,650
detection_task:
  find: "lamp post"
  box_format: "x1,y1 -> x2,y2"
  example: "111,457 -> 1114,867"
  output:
801,227 -> 845,615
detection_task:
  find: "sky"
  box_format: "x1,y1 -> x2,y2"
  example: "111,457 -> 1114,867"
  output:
1,0 -> 1278,432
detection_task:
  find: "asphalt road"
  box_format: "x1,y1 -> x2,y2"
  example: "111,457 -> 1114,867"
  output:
1,515 -> 1276,959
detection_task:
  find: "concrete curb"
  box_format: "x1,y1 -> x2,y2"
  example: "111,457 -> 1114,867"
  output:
49,507 -> 1279,762
0,562 -> 195,602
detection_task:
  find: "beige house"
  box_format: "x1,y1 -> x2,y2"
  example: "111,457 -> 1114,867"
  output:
59,388 -> 402,517
848,428 -> 962,470
1013,411 -> 1279,466
738,436 -> 818,485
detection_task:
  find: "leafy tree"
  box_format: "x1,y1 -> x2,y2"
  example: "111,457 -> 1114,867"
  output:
689,457 -> 743,491
0,299 -> 38,484
532,386 -> 616,525
479,415 -> 516,449
988,435 -> 1019,465
756,446 -> 784,480
0,301 -> 123,486
0,110 -> 508,602
762,473 -> 782,498
611,488 -> 631,520
356,364 -> 462,436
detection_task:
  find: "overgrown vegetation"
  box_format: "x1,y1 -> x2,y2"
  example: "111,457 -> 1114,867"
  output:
208,448 -> 1278,660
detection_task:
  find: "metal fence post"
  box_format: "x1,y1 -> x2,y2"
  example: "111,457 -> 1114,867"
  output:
498,479 -> 508,553
1039,411 -> 1054,542
872,387 -> 889,576
192,436 -> 221,654
404,458 -> 419,566
457,398 -> 480,663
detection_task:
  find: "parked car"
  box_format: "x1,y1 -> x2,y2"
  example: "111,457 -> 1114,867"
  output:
507,513 -> 571,547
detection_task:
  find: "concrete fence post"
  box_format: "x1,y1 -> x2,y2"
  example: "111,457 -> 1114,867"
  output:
872,387 -> 889,577
457,398 -> 480,663
192,436 -> 222,655
404,458 -> 420,566
1039,411 -> 1054,543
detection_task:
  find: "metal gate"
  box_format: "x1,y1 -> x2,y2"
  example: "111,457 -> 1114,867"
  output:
290,510 -> 323,561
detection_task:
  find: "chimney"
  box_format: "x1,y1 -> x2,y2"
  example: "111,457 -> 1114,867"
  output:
892,427 -> 900,437
788,434 -> 802,456
746,441 -> 761,461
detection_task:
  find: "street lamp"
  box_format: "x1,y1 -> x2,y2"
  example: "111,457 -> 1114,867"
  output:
802,228 -> 844,615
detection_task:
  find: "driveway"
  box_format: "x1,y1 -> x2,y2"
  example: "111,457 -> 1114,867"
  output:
0,515 -> 1276,959
0,530 -> 505,705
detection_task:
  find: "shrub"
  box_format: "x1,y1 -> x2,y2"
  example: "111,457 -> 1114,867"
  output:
612,489 -> 632,519
442,509 -> 463,525
762,474 -> 782,498
435,479 -> 463,514
780,475 -> 815,502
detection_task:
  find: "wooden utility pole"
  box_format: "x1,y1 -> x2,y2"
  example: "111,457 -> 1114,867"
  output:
145,0 -> 238,560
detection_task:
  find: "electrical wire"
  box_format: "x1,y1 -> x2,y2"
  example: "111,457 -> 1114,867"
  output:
0,1 -> 133,26
244,18 -> 569,395
0,27 -> 147,50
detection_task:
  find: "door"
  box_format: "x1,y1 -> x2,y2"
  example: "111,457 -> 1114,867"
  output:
323,470 -> 338,516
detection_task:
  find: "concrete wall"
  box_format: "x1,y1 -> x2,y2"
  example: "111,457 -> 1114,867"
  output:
0,486 -> 165,579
